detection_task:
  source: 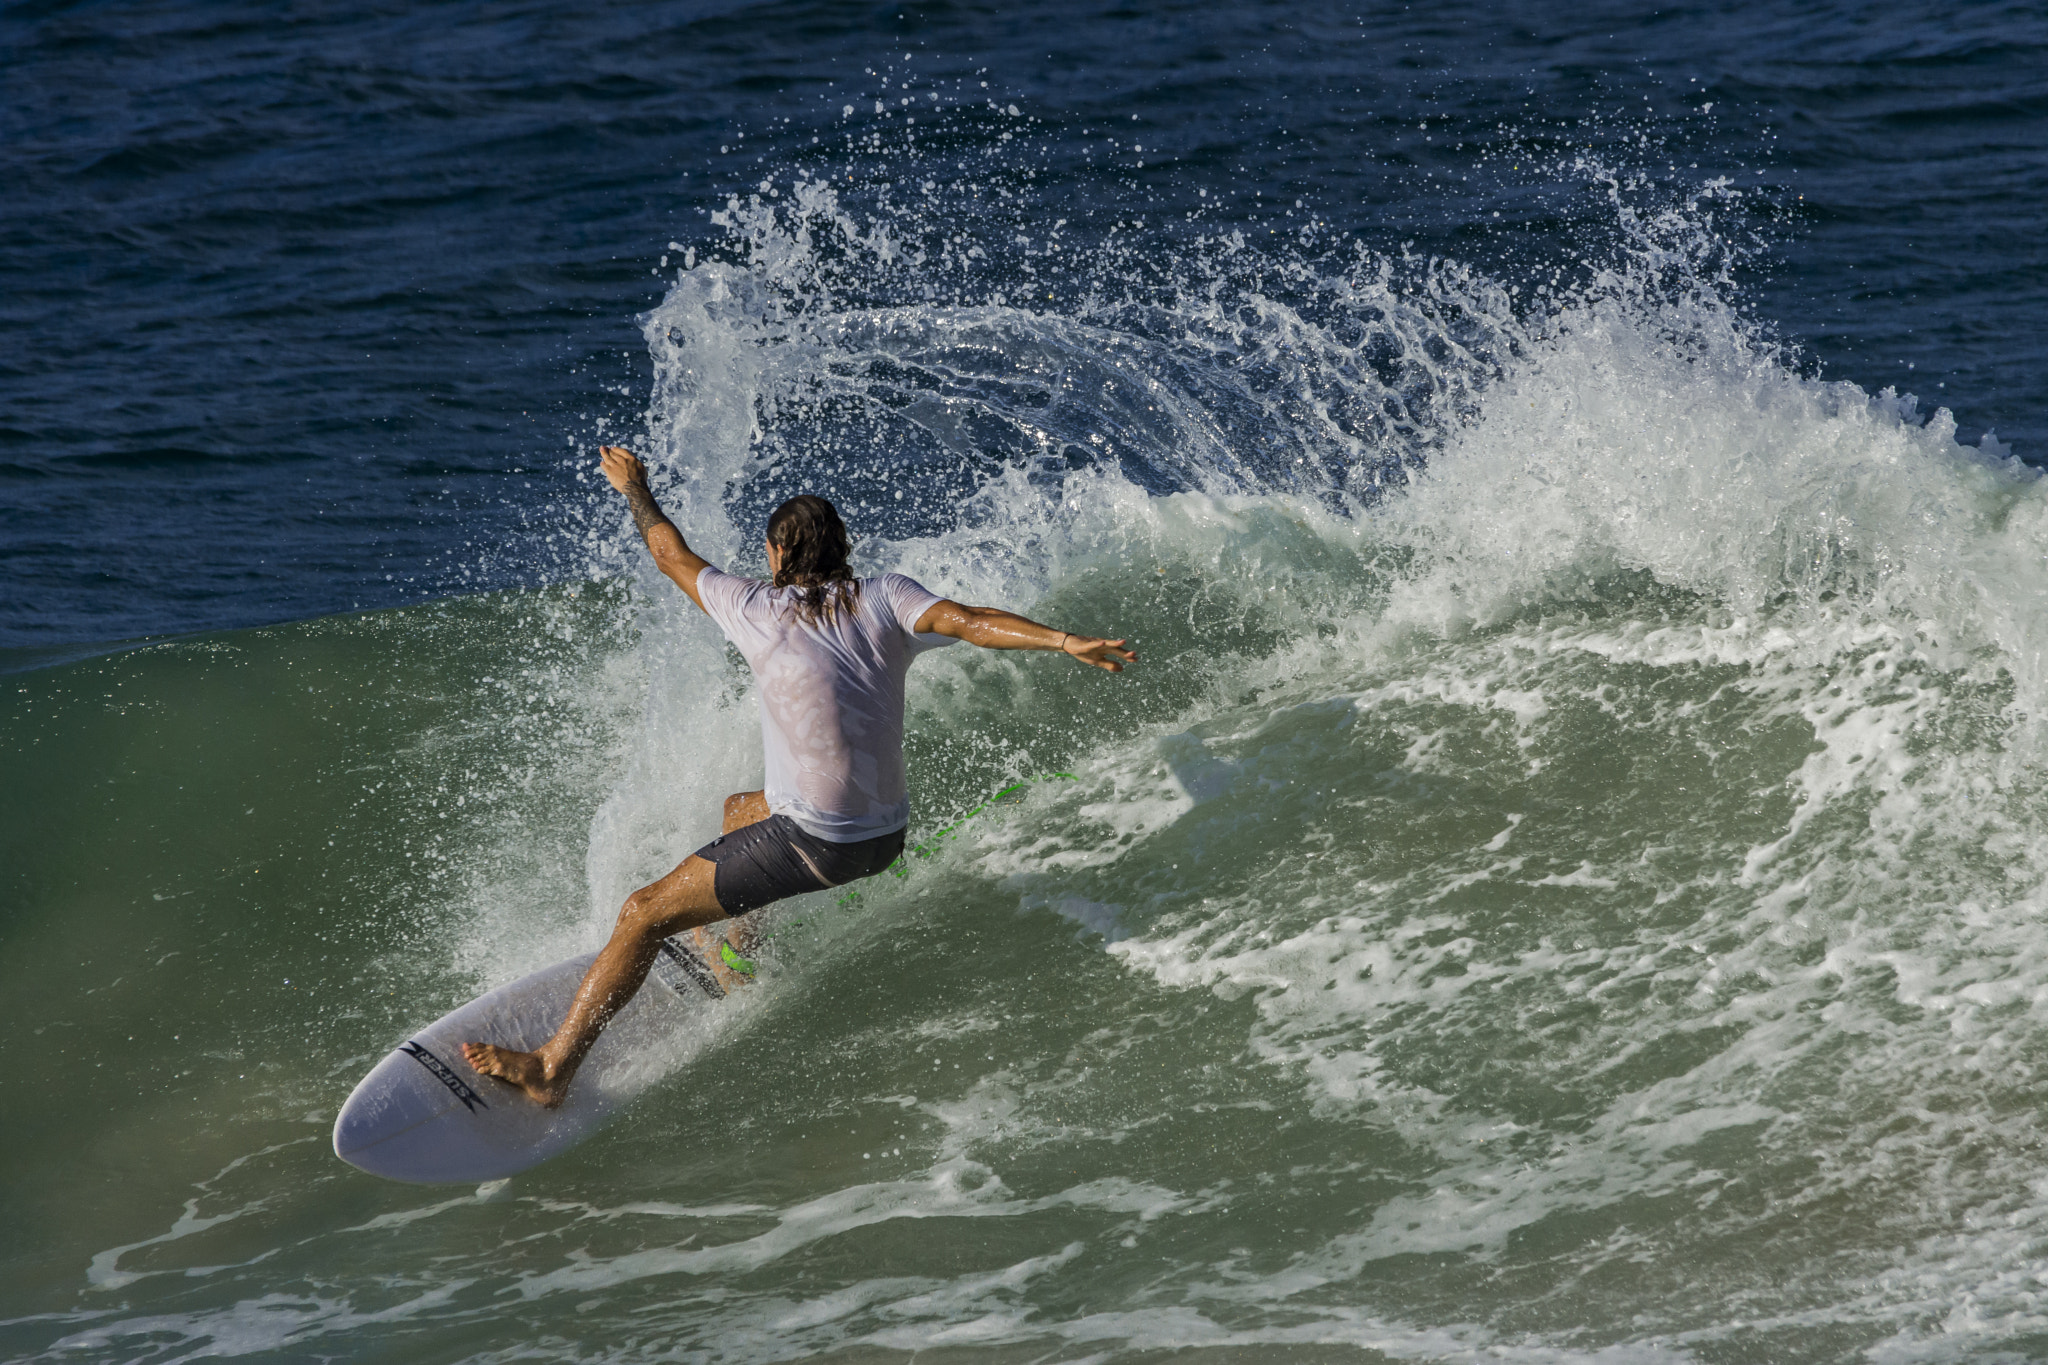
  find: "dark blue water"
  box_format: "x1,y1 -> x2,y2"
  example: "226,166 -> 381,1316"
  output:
3,0 -> 2045,650
17,8 -> 2048,1361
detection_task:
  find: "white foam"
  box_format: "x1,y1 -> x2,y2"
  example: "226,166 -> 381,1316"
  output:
345,161 -> 2048,1362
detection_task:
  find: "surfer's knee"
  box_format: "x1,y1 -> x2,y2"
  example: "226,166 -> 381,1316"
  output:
722,790 -> 766,833
616,866 -> 720,939
616,889 -> 667,940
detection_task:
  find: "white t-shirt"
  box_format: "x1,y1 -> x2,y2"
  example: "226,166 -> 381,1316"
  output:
695,567 -> 957,843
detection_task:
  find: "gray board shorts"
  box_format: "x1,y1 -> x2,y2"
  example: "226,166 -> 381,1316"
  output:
692,814 -> 905,916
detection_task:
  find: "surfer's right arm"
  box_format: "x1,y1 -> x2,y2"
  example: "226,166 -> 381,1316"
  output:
598,446 -> 713,611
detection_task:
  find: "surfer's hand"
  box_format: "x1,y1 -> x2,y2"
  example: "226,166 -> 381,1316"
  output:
1063,635 -> 1136,672
598,445 -> 647,493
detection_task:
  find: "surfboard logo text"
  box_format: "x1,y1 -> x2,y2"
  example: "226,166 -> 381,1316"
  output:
653,935 -> 726,1000
400,1041 -> 489,1113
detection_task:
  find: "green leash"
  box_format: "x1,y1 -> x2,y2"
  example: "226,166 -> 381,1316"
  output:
886,772 -> 1077,881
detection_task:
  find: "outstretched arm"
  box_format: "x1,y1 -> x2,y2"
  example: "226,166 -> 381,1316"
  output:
914,600 -> 1137,672
599,446 -> 713,611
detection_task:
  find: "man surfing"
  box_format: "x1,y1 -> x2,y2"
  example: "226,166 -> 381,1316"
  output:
463,446 -> 1136,1106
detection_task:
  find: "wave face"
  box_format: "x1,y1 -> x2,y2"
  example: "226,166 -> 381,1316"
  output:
9,149 -> 2048,1365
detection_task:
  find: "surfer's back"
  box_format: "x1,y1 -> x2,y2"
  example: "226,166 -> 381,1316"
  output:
694,568 -> 957,842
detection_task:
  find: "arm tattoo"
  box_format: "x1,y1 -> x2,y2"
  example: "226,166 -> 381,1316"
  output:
623,478 -> 676,541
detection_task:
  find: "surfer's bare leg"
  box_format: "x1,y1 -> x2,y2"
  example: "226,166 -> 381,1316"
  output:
462,854 -> 726,1106
695,790 -> 769,984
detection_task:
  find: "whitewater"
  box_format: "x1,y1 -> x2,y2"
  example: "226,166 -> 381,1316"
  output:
7,20 -> 2048,1347
8,150 -> 2046,1363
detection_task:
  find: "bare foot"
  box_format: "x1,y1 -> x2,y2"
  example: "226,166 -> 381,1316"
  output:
461,1042 -> 571,1108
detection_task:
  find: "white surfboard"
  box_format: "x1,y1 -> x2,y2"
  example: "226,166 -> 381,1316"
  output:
333,936 -> 729,1184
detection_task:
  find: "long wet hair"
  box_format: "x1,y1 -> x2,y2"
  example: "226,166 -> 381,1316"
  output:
767,494 -> 860,626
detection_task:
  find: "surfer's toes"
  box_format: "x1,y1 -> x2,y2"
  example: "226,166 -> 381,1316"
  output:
460,1041 -> 520,1083
461,1042 -> 568,1107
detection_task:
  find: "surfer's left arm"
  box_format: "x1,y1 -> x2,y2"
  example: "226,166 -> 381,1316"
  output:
598,446 -> 713,611
915,600 -> 1136,673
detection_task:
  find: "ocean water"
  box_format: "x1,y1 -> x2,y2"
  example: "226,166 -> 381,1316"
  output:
7,3 -> 2048,1362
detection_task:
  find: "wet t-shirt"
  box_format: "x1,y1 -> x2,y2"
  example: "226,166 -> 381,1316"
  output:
695,568 -> 957,842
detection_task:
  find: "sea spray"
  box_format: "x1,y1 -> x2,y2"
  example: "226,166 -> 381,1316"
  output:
544,144 -> 2048,1358
10,127 -> 2048,1365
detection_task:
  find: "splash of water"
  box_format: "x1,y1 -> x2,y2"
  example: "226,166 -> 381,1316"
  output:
323,130 -> 2048,1362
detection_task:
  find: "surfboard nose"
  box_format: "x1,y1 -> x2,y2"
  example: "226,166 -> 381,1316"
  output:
332,1073 -> 396,1160
330,951 -> 643,1183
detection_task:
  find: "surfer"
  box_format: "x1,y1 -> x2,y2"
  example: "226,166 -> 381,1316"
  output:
463,445 -> 1136,1106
